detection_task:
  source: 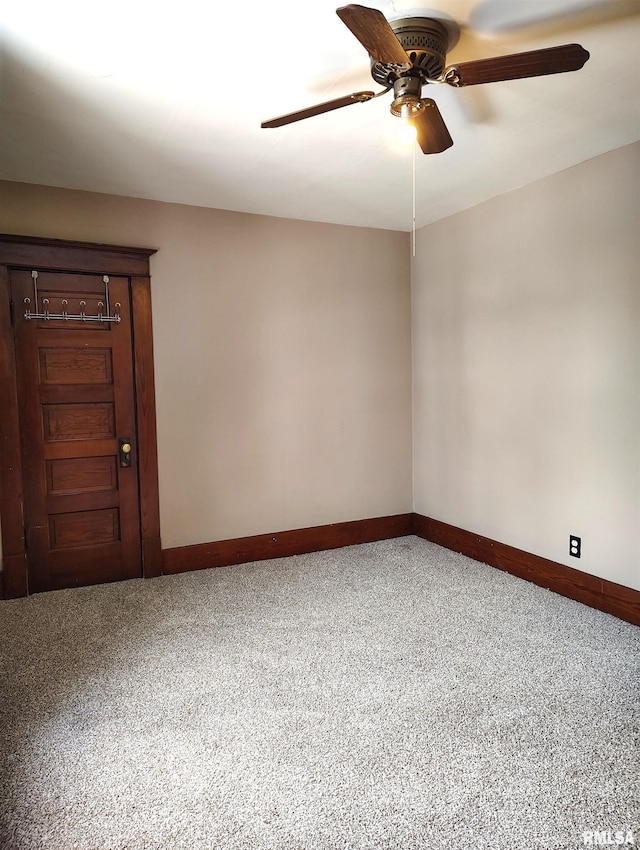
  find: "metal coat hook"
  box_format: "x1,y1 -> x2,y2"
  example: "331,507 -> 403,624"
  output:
24,271 -> 122,323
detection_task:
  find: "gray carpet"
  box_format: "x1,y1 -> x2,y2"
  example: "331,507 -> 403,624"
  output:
0,536 -> 638,850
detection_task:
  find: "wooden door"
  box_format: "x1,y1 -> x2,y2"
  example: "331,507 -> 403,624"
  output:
11,269 -> 142,592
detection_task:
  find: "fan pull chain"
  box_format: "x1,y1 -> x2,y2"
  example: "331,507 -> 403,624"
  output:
412,143 -> 416,257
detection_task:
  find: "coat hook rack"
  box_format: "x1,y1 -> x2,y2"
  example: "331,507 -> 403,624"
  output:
23,271 -> 121,323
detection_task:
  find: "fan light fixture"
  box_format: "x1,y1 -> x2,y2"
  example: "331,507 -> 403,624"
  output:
397,104 -> 417,145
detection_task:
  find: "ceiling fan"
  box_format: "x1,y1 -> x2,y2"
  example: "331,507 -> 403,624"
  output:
261,4 -> 590,153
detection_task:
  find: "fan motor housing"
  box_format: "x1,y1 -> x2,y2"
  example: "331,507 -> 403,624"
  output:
370,17 -> 451,85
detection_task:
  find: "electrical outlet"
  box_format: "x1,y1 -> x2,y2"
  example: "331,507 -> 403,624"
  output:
569,535 -> 581,558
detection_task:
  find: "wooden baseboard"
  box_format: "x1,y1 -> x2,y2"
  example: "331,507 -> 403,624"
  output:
163,511 -> 638,626
163,513 -> 414,575
413,514 -> 640,627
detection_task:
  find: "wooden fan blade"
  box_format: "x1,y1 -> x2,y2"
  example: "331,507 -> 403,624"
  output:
414,99 -> 454,154
336,4 -> 411,68
261,91 -> 375,128
442,43 -> 590,87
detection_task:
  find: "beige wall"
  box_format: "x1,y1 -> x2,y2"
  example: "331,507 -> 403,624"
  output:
1,144 -> 638,592
0,182 -> 413,549
412,142 -> 640,590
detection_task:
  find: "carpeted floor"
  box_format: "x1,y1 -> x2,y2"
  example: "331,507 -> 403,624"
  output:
0,536 -> 638,850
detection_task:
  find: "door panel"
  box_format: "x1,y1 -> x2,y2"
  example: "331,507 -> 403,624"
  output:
11,269 -> 142,592
46,456 -> 118,495
42,402 -> 116,441
39,346 -> 114,384
49,508 -> 120,548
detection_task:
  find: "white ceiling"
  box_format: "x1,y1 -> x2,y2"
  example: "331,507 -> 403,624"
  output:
1,0 -> 639,231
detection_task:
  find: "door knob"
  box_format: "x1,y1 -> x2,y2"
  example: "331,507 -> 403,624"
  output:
119,438 -> 132,467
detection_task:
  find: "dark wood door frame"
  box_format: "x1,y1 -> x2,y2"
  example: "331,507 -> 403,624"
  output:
0,234 -> 161,598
